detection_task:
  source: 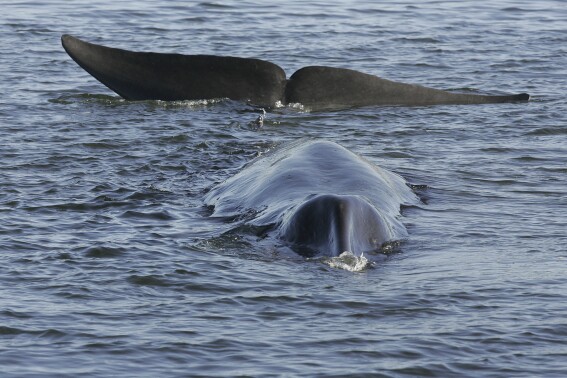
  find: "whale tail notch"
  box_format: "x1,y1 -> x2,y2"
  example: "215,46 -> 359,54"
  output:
61,34 -> 530,110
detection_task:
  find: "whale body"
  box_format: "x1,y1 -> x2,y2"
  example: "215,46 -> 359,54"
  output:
61,35 -> 529,110
204,139 -> 418,257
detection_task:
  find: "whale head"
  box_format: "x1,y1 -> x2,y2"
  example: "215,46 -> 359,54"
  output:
279,194 -> 393,258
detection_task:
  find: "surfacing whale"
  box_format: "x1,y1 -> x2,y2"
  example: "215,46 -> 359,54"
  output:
61,35 -> 529,110
204,139 -> 418,258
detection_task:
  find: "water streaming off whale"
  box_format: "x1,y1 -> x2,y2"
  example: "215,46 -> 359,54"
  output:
204,139 -> 418,259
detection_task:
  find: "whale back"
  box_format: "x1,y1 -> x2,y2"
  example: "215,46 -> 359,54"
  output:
205,140 -> 418,256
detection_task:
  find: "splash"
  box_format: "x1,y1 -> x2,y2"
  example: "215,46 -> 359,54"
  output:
274,100 -> 307,111
154,98 -> 228,108
322,251 -> 371,272
50,94 -> 228,108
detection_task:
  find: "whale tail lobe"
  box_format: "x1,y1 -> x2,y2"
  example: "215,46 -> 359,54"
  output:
284,66 -> 530,109
61,34 -> 286,107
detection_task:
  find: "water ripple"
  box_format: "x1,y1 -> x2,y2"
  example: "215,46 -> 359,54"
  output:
1,0 -> 566,376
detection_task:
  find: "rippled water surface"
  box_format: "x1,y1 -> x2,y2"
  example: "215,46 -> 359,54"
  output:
1,0 -> 567,376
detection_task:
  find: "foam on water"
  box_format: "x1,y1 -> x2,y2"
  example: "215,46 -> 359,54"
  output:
322,251 -> 372,272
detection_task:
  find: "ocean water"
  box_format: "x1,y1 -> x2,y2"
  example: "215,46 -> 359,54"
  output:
1,0 -> 566,376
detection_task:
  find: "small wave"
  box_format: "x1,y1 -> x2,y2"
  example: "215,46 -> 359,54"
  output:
84,245 -> 126,258
501,7 -> 538,13
120,210 -> 177,221
159,133 -> 190,143
0,326 -> 66,338
0,310 -> 32,319
525,127 -> 567,136
512,155 -> 546,162
199,2 -> 233,9
153,98 -> 228,109
380,151 -> 414,159
50,94 -> 228,108
0,326 -> 24,335
320,251 -> 371,272
394,37 -> 443,43
125,189 -> 173,201
127,274 -> 172,287
181,17 -> 208,23
25,197 -> 132,212
82,141 -> 121,149
274,101 -> 308,112
49,93 -> 122,105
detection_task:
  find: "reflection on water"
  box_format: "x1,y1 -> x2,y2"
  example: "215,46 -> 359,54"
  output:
1,0 -> 566,376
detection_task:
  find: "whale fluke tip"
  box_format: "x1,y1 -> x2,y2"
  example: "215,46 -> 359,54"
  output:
61,34 -> 80,51
61,34 -> 72,45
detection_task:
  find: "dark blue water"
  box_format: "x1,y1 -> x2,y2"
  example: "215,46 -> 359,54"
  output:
1,0 -> 566,376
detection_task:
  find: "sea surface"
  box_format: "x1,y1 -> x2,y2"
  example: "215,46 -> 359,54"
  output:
1,0 -> 566,376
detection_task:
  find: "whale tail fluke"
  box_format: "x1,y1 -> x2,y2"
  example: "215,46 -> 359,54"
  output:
61,35 -> 530,110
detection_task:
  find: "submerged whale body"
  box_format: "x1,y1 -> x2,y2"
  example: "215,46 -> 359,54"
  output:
61,35 -> 529,110
204,139 -> 418,257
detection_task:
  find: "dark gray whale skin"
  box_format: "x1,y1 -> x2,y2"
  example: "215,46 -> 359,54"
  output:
61,34 -> 286,107
204,139 -> 418,258
279,194 -> 395,258
285,66 -> 529,109
61,35 -> 529,110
